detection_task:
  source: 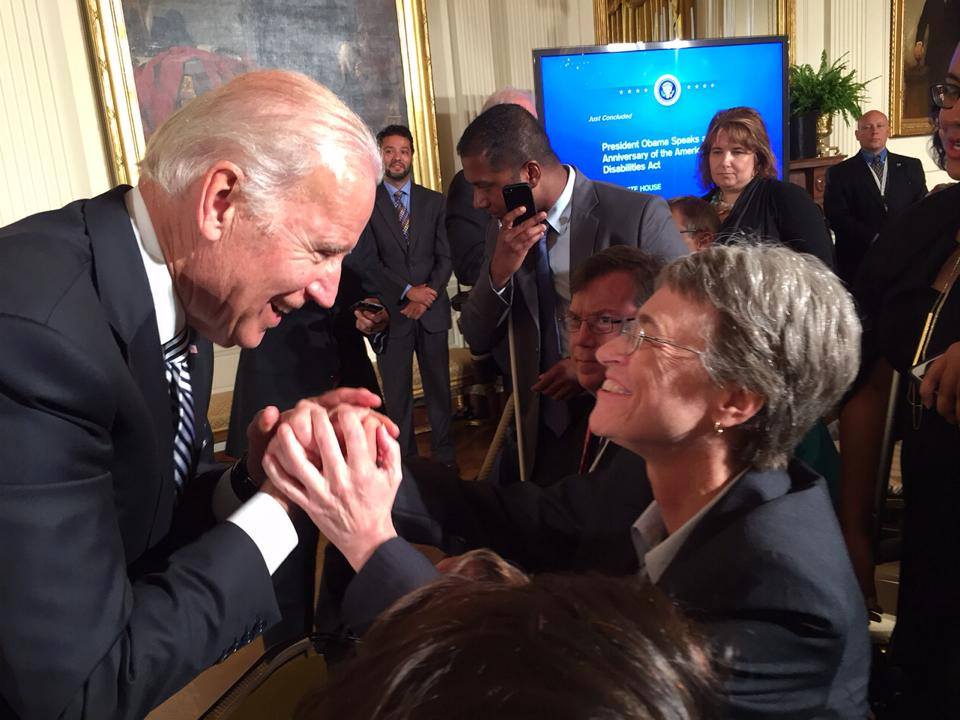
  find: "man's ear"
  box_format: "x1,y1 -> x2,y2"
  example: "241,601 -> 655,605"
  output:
715,386 -> 765,433
522,161 -> 542,188
197,162 -> 243,242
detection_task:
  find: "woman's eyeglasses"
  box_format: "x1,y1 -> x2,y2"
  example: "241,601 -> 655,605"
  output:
617,317 -> 704,357
931,83 -> 960,110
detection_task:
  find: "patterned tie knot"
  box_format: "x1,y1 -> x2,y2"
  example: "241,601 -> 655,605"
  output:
162,325 -> 191,364
870,155 -> 884,180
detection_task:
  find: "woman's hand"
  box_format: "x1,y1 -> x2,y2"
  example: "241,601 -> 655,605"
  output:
919,341 -> 960,424
262,403 -> 403,572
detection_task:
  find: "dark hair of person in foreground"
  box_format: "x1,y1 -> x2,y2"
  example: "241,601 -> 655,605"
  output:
297,550 -> 719,720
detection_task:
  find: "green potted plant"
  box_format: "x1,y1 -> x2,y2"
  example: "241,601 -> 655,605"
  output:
788,51 -> 874,158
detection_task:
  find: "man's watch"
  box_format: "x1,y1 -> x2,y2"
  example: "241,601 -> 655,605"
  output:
230,452 -> 261,502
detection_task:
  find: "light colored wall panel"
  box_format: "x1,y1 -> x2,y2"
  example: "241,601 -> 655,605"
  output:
722,0 -> 776,37
427,0 -> 594,184
0,0 -> 110,226
825,0 -> 885,157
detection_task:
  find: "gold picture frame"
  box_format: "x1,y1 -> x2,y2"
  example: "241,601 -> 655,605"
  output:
81,0 -> 442,191
889,0 -> 948,137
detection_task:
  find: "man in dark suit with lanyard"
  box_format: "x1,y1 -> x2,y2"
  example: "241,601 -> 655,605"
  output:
0,71 -> 387,719
362,124 -> 455,467
824,109 -> 928,285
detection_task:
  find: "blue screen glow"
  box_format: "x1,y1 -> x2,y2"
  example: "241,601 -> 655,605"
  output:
536,39 -> 786,199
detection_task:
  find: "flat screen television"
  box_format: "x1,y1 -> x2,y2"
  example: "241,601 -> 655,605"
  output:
533,36 -> 788,200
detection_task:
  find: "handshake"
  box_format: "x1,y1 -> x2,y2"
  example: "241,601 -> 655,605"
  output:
246,388 -> 402,572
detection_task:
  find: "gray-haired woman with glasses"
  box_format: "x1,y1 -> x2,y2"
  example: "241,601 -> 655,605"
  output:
840,42 -> 960,715
589,242 -> 870,718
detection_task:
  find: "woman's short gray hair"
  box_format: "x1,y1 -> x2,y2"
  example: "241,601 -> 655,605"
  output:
661,242 -> 861,469
139,70 -> 381,230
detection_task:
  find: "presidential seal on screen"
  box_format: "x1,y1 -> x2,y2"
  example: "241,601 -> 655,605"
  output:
653,74 -> 681,107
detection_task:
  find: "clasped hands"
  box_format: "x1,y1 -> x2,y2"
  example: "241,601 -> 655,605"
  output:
249,388 -> 403,572
401,284 -> 436,320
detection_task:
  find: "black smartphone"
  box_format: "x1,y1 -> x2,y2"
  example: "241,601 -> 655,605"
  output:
502,183 -> 537,227
351,300 -> 385,314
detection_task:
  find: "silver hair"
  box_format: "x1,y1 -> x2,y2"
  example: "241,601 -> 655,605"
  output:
482,87 -> 537,117
139,70 -> 381,230
661,242 -> 861,469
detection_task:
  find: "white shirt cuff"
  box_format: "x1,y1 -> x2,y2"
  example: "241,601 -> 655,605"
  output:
226,492 -> 299,575
492,275 -> 512,303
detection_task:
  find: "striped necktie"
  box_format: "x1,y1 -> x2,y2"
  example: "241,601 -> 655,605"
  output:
393,189 -> 410,242
162,326 -> 196,490
870,155 -> 884,181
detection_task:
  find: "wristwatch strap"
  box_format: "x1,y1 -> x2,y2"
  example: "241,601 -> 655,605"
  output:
230,452 -> 261,502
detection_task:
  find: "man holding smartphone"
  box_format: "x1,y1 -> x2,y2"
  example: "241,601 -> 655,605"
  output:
457,103 -> 687,484
359,124 -> 456,468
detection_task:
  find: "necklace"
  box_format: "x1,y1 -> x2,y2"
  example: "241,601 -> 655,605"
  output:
711,191 -> 736,221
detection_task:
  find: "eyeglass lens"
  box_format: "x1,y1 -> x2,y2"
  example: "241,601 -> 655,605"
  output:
932,83 -> 960,109
566,316 -> 621,334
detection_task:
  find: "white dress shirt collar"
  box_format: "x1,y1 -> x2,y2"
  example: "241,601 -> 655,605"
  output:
632,467 -> 748,583
544,165 -> 576,235
124,186 -> 184,345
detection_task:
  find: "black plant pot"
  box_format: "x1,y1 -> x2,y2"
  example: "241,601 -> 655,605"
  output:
789,111 -> 819,160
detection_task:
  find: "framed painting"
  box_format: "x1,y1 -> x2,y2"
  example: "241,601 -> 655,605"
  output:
82,0 -> 442,190
890,0 -> 957,136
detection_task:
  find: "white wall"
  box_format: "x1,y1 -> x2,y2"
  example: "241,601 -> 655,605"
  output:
426,0 -> 595,188
0,0 -> 112,226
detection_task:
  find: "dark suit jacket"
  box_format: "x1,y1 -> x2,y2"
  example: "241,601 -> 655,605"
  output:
0,188 -> 279,719
655,461 -> 870,718
391,442 -> 651,574
332,443 -> 650,634
460,168 -> 687,479
824,151 -> 927,285
444,169 -> 491,286
344,460 -> 869,718
362,182 -> 453,337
